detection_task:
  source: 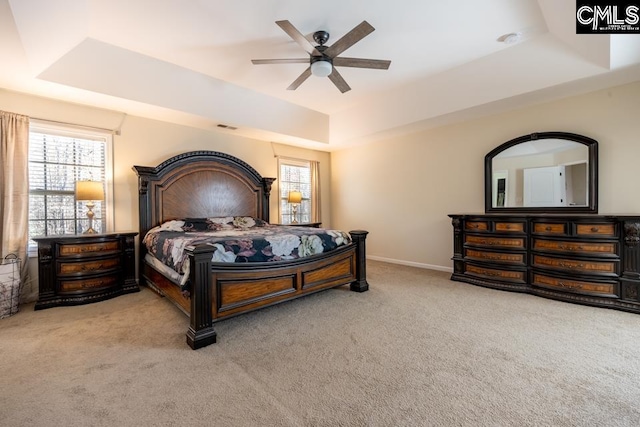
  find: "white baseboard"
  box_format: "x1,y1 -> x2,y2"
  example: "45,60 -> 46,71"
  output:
367,255 -> 453,273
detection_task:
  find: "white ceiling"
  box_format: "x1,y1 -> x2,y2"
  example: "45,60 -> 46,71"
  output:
1,0 -> 640,150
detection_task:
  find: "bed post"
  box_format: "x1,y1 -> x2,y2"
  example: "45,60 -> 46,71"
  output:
185,245 -> 217,349
349,230 -> 369,292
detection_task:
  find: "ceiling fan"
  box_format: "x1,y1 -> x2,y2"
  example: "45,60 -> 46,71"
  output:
251,20 -> 391,93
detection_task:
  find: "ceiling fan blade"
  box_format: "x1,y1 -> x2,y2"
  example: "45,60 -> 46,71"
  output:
276,20 -> 321,56
333,57 -> 391,69
324,21 -> 375,58
328,68 -> 351,93
287,67 -> 312,90
252,58 -> 309,65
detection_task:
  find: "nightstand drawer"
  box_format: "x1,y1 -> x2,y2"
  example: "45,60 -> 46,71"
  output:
58,257 -> 121,275
59,241 -> 119,257
59,274 -> 119,293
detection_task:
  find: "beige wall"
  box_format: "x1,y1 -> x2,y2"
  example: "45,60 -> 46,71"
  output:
4,80 -> 640,299
330,81 -> 640,271
0,89 -> 331,301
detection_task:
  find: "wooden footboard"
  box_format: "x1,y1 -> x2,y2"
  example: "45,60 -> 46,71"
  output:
185,230 -> 369,349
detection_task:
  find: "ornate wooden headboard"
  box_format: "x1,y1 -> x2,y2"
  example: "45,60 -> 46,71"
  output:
133,151 -> 276,242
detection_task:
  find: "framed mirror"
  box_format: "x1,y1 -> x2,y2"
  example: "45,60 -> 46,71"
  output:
485,132 -> 598,213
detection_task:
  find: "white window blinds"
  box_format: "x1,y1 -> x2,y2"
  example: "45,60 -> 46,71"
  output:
279,158 -> 312,224
28,124 -> 112,247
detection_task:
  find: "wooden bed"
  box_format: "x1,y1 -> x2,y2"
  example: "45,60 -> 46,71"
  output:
133,151 -> 369,349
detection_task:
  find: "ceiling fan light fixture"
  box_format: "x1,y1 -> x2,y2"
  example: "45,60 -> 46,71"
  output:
310,60 -> 332,77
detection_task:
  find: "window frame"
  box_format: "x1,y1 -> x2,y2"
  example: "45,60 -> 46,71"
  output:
278,157 -> 313,225
27,121 -> 114,255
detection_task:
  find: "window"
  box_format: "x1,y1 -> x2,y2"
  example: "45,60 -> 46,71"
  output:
28,122 -> 113,252
278,158 -> 313,224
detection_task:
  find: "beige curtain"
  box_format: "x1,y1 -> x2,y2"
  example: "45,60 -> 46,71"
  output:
0,111 -> 30,281
310,160 -> 321,223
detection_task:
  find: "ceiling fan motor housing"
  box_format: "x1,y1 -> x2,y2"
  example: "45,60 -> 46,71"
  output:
313,30 -> 330,46
310,45 -> 332,65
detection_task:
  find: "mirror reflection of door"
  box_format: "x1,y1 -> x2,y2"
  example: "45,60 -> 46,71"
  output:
493,170 -> 508,207
564,162 -> 588,206
523,165 -> 566,207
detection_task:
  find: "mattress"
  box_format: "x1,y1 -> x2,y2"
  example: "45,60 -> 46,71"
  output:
143,217 -> 351,286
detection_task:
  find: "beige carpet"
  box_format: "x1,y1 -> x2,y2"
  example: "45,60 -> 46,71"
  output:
1,260 -> 640,426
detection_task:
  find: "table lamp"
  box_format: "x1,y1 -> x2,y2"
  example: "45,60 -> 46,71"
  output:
287,190 -> 302,224
75,180 -> 104,234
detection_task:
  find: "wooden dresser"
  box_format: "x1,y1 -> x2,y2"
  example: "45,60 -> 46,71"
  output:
34,232 -> 138,309
449,214 -> 640,314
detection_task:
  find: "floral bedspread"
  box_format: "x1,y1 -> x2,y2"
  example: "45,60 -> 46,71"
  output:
143,216 -> 351,279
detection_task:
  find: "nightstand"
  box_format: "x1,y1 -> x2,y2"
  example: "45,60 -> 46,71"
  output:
33,232 -> 138,310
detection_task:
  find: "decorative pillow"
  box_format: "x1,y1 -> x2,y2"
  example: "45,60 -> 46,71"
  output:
180,217 -> 268,232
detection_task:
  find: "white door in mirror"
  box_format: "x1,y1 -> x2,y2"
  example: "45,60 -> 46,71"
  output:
523,165 -> 566,207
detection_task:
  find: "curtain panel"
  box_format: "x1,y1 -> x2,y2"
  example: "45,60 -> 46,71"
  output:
0,110 -> 30,283
310,160 -> 321,223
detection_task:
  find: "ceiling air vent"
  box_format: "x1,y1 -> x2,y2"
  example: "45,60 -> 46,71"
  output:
217,124 -> 237,130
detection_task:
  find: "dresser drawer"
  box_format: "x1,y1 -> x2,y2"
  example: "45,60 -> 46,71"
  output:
58,274 -> 119,293
58,257 -> 121,275
532,239 -> 617,256
533,222 -> 567,235
495,221 -> 525,233
465,221 -> 489,232
465,249 -> 525,265
532,255 -> 617,275
576,223 -> 616,237
465,264 -> 526,284
465,235 -> 525,249
58,241 -> 120,257
532,273 -> 617,297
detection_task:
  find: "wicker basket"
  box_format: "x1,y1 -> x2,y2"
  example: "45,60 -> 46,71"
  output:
0,254 -> 21,319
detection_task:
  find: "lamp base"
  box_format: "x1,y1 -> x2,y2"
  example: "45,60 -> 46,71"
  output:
84,203 -> 98,234
291,204 -> 299,224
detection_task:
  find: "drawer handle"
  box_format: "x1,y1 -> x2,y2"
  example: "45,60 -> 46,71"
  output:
505,225 -> 511,229
558,262 -> 584,269
558,281 -> 583,290
591,227 -> 599,232
545,226 -> 552,231
81,263 -> 103,271
558,245 -> 584,251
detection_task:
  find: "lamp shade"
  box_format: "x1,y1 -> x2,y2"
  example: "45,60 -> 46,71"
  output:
287,190 -> 302,204
310,60 -> 332,77
75,181 -> 105,201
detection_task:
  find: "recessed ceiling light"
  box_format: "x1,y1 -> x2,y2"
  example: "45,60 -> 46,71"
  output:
500,32 -> 522,44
